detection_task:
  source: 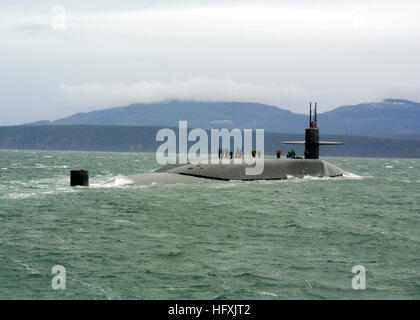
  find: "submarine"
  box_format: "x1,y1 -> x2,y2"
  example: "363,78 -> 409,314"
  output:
117,102 -> 345,186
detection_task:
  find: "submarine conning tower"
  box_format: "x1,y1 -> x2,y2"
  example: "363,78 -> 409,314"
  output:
305,102 -> 320,159
283,102 -> 343,159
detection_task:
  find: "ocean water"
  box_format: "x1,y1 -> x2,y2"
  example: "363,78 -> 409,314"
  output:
0,150 -> 419,300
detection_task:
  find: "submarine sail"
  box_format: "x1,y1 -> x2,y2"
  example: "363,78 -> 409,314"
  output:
283,102 -> 343,159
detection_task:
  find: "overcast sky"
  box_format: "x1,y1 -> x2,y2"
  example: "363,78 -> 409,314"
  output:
1,0 -> 420,125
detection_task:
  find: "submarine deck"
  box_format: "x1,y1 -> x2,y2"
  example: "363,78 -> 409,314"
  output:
160,159 -> 344,180
122,159 -> 344,185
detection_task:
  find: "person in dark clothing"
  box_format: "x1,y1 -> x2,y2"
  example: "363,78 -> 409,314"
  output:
287,149 -> 296,159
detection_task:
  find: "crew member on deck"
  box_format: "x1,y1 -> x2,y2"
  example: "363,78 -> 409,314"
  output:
287,149 -> 296,159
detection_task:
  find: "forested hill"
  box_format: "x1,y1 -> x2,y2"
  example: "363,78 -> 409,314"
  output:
1,125 -> 419,158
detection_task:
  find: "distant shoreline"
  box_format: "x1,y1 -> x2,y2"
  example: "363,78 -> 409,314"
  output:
1,148 -> 419,160
0,124 -> 419,159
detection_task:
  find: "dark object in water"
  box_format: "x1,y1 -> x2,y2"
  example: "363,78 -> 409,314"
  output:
70,170 -> 89,186
283,102 -> 343,159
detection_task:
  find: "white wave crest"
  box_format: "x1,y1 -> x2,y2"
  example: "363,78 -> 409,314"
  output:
100,175 -> 134,188
260,291 -> 278,297
342,172 -> 364,179
286,172 -> 364,181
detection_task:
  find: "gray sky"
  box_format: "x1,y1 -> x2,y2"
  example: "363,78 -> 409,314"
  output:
1,0 -> 420,125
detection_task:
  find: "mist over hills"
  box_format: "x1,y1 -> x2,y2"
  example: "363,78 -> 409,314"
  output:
24,99 -> 420,137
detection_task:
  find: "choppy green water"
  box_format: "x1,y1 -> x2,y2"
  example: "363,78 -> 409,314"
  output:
0,150 -> 419,299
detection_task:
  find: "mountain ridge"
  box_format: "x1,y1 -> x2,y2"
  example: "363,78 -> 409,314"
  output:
22,99 -> 420,136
